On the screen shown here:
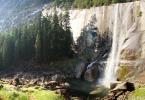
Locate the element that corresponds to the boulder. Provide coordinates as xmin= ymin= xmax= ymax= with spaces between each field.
xmin=111 ymin=81 xmax=135 ymax=92
xmin=84 ymin=66 xmax=99 ymax=82
xmin=110 ymin=81 xmax=122 ymax=90
xmin=55 ymin=89 xmax=67 ymax=95
xmin=60 ymin=82 xmax=70 ymax=89
xmin=47 ymin=81 xmax=58 ymax=86
xmin=51 ymin=74 xmax=65 ymax=82
xmin=30 ymin=79 xmax=39 ymax=86
xmin=13 ymin=77 xmax=21 ymax=86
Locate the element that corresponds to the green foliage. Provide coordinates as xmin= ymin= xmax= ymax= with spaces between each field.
xmin=0 ymin=84 xmax=64 ymax=100
xmin=31 ymin=90 xmax=64 ymax=100
xmin=0 ymin=10 xmax=74 ymax=67
xmin=128 ymin=87 xmax=145 ymax=100
xmin=51 ymin=0 xmax=136 ymax=8
xmin=46 ymin=9 xmax=73 ymax=62
xmin=35 ymin=31 xmax=41 ymax=62
xmin=2 ymin=35 xmax=14 ymax=67
xmin=137 ymin=11 xmax=142 ymax=17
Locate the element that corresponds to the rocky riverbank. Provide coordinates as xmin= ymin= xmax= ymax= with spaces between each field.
xmin=0 ymin=71 xmax=143 ymax=100
xmin=0 ymin=71 xmax=97 ymax=100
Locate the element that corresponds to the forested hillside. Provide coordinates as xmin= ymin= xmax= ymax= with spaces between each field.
xmin=0 ymin=10 xmax=73 ymax=68
xmin=52 ymin=0 xmax=137 ymax=8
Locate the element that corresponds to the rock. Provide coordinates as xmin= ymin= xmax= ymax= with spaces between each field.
xmin=110 ymin=81 xmax=122 ymax=90
xmin=125 ymin=82 xmax=135 ymax=91
xmin=51 ymin=74 xmax=65 ymax=82
xmin=45 ymin=81 xmax=59 ymax=90
xmin=55 ymin=89 xmax=61 ymax=94
xmin=84 ymin=65 xmax=99 ymax=82
xmin=13 ymin=77 xmax=21 ymax=86
xmin=102 ymin=82 xmax=134 ymax=100
xmin=89 ymin=85 xmax=108 ymax=97
xmin=75 ymin=62 xmax=85 ymax=79
xmin=32 ymin=79 xmax=39 ymax=85
xmin=47 ymin=81 xmax=57 ymax=85
xmin=55 ymin=86 xmax=62 ymax=89
xmin=28 ymin=79 xmax=40 ymax=87
xmin=111 ymin=81 xmax=135 ymax=92
xmin=60 ymin=82 xmax=70 ymax=89
xmin=56 ymin=89 xmax=67 ymax=95
xmin=64 ymin=82 xmax=70 ymax=88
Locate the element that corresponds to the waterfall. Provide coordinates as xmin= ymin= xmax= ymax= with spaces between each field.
xmin=102 ymin=4 xmax=124 ymax=87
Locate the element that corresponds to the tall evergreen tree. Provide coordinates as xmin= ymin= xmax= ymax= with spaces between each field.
xmin=2 ymin=35 xmax=14 ymax=67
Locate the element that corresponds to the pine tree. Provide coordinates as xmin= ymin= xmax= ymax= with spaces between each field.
xmin=41 ymin=16 xmax=52 ymax=62
xmin=35 ymin=30 xmax=41 ymax=62
xmin=35 ymin=12 xmax=43 ymax=63
xmin=13 ymin=27 xmax=23 ymax=62
xmin=63 ymin=9 xmax=73 ymax=56
xmin=2 ymin=35 xmax=14 ymax=67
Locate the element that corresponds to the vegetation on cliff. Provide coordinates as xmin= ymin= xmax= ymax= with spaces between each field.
xmin=52 ymin=0 xmax=137 ymax=8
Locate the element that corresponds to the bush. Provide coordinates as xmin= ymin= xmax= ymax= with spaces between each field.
xmin=137 ymin=11 xmax=142 ymax=17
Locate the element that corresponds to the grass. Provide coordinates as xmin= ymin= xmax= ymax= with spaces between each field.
xmin=0 ymin=84 xmax=65 ymax=100
xmin=31 ymin=90 xmax=64 ymax=100
xmin=128 ymin=87 xmax=145 ymax=100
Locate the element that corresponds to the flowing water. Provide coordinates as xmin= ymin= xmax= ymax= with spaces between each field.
xmin=102 ymin=4 xmax=125 ymax=87
xmin=87 ymin=60 xmax=97 ymax=69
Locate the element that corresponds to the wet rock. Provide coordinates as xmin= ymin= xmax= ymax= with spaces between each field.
xmin=84 ymin=66 xmax=99 ymax=82
xmin=75 ymin=62 xmax=85 ymax=79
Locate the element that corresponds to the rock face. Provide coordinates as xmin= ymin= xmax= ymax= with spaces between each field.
xmin=0 ymin=0 xmax=49 ymax=32
xmin=84 ymin=66 xmax=99 ymax=82
xmin=69 ymin=1 xmax=143 ymax=41
xmin=75 ymin=61 xmax=86 ymax=79
xmin=69 ymin=1 xmax=145 ymax=82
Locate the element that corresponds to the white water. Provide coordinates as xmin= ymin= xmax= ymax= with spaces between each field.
xmin=102 ymin=4 xmax=124 ymax=87
xmin=87 ymin=60 xmax=97 ymax=69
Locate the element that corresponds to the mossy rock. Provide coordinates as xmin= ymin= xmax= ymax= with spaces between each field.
xmin=117 ymin=64 xmax=134 ymax=81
